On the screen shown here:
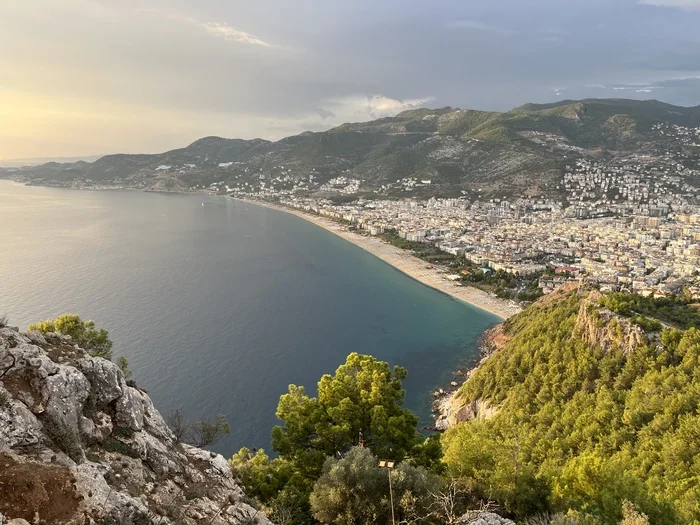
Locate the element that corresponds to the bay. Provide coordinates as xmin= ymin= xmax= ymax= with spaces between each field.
xmin=0 ymin=180 xmax=498 ymax=456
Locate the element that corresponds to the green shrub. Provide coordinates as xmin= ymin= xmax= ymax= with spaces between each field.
xmin=113 ymin=426 xmax=135 ymax=439
xmin=102 ymin=437 xmax=139 ymax=459
xmin=29 ymin=314 xmax=113 ymax=360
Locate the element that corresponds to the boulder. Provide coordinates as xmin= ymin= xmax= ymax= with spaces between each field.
xmin=115 ymin=386 xmax=145 ymax=431
xmin=79 ymin=357 xmax=125 ymax=407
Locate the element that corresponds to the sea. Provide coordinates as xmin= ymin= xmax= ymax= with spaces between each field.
xmin=0 ymin=180 xmax=499 ymax=456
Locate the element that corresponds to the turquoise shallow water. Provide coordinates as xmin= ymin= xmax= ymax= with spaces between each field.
xmin=0 ymin=181 xmax=498 ymax=456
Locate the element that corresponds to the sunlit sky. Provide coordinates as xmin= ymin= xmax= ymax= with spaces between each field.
xmin=1 ymin=0 xmax=699 ymax=161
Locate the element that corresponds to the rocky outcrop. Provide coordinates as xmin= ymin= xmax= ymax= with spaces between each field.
xmin=574 ymin=290 xmax=647 ymax=356
xmin=0 ymin=327 xmax=272 ymax=525
xmin=435 ymin=396 xmax=497 ymax=431
xmin=434 ymin=324 xmax=506 ymax=431
xmin=456 ymin=511 xmax=515 ymax=524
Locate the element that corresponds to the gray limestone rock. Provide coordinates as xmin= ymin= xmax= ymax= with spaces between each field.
xmin=0 ymin=327 xmax=271 ymax=525
xmin=456 ymin=512 xmax=515 ymax=524
xmin=115 ymin=386 xmax=145 ymax=431
xmin=79 ymin=357 xmax=125 ymax=407
xmin=0 ymin=396 xmax=44 ymax=449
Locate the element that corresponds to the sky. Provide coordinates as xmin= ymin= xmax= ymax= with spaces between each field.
xmin=1 ymin=0 xmax=700 ymax=161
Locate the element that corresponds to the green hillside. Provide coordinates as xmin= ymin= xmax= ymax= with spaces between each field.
xmin=443 ymin=286 xmax=700 ymax=523
xmin=3 ymin=98 xmax=700 ymax=198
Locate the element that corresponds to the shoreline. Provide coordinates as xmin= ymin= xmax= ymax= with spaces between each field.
xmin=2 ymin=179 xmax=520 ymax=320
xmin=234 ymin=197 xmax=522 ymax=321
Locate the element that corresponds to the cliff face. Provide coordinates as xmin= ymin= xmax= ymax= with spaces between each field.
xmin=434 ymin=324 xmax=506 ymax=431
xmin=574 ymin=290 xmax=648 ymax=356
xmin=0 ymin=327 xmax=271 ymax=525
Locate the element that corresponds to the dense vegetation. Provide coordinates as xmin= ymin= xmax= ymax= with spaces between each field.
xmin=230 ymin=289 xmax=700 ymax=523
xmin=599 ymin=292 xmax=700 ymax=330
xmin=443 ymin=289 xmax=700 ymax=523
xmin=380 ymin=231 xmax=544 ymax=300
xmin=230 ymin=353 xmax=443 ymax=524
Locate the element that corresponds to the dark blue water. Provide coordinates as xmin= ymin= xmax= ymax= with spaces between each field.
xmin=0 ymin=181 xmax=498 ymax=456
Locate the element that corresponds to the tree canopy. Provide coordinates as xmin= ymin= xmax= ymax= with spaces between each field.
xmin=272 ymin=352 xmax=437 ymax=477
xmin=231 ymin=353 xmax=441 ymax=524
xmin=442 ymin=290 xmax=700 ymax=524
xmin=310 ymin=446 xmax=441 ymax=525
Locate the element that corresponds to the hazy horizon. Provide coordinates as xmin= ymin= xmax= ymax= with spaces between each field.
xmin=2 ymin=0 xmax=700 ymax=161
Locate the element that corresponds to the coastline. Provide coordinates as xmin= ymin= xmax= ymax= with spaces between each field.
xmin=235 ymin=197 xmax=522 ymax=321
xmin=2 ymin=179 xmax=519 ymax=320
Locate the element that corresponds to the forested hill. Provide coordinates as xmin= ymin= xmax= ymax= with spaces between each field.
xmin=2 ymin=98 xmax=700 ymax=199
xmin=442 ymin=285 xmax=700 ymax=524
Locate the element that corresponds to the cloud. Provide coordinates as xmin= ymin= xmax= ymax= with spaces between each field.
xmin=639 ymin=0 xmax=700 ymax=10
xmin=315 ymin=94 xmax=435 ymax=123
xmin=200 ymin=22 xmax=272 ymax=47
xmin=363 ymin=95 xmax=435 ymax=118
xmin=100 ymin=5 xmax=277 ymax=48
xmin=317 ymin=108 xmax=336 ymax=120
xmin=446 ymin=20 xmax=511 ymax=35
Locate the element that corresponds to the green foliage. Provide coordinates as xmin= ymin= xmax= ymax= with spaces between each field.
xmin=272 ymin=352 xmax=438 ymax=479
xmin=117 ymin=356 xmax=133 ymax=381
xmin=229 ymin=448 xmax=315 ymax=524
xmin=310 ymin=446 xmax=441 ymax=525
xmin=630 ymin=315 xmax=662 ymax=332
xmin=235 ymin=353 xmax=439 ymax=523
xmin=230 ymin=448 xmax=297 ymax=502
xmin=102 ymin=437 xmax=139 ymax=458
xmin=29 ymin=313 xmax=113 ymax=360
xmin=600 ymin=292 xmax=700 ymax=329
xmin=113 ymin=426 xmax=135 ymax=439
xmin=442 ymin=290 xmax=700 ymax=523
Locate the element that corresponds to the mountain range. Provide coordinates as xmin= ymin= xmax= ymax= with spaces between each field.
xmin=3 ymin=98 xmax=700 ymax=199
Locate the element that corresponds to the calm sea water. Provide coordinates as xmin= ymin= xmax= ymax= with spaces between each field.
xmin=0 ymin=180 xmax=498 ymax=456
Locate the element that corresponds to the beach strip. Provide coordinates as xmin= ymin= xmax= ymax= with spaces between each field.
xmin=236 ymin=198 xmax=521 ymax=320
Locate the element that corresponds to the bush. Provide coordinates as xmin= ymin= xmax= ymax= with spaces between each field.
xmin=117 ymin=356 xmax=133 ymax=381
xmin=189 ymin=414 xmax=231 ymax=447
xmin=102 ymin=437 xmax=139 ymax=458
xmin=167 ymin=409 xmax=231 ymax=448
xmin=29 ymin=314 xmax=113 ymax=360
xmin=310 ymin=447 xmax=441 ymax=525
xmin=113 ymin=426 xmax=135 ymax=439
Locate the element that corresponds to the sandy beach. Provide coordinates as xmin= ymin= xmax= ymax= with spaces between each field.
xmin=237 ymin=198 xmax=522 ymax=320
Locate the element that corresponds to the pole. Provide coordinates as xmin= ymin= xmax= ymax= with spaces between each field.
xmin=388 ymin=467 xmax=395 ymax=525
